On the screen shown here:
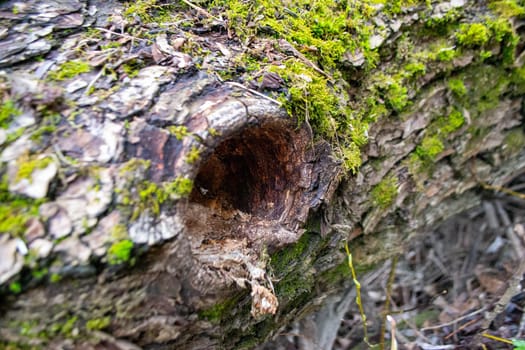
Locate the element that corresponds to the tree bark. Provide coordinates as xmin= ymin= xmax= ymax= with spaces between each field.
xmin=1 ymin=0 xmax=525 ymax=349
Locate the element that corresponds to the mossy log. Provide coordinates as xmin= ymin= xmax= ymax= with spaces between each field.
xmin=1 ymin=0 xmax=525 ymax=349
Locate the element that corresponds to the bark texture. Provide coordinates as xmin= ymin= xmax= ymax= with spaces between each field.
xmin=0 ymin=0 xmax=525 ymax=349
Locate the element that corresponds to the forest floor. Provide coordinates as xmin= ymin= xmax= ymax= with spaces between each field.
xmin=335 ymin=174 xmax=525 ymax=349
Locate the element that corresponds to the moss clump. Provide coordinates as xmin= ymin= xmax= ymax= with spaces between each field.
xmin=371 ymin=175 xmax=398 ymax=209
xmin=47 ymin=60 xmax=91 ymax=81
xmin=456 ymin=23 xmax=490 ymax=47
xmin=436 ymin=47 xmax=458 ymax=62
xmin=385 ymin=80 xmax=410 ymax=112
xmin=167 ymin=125 xmax=188 ymax=140
xmin=85 ymin=317 xmax=111 ymax=331
xmin=404 ymin=61 xmax=426 ymax=77
xmin=9 ymin=281 xmax=22 ymax=294
xmin=416 ymin=135 xmax=444 ymax=161
xmin=439 ymin=109 xmax=464 ymax=134
xmin=270 ymin=231 xmax=317 ymax=274
xmin=0 ymin=178 xmax=41 ymax=236
xmin=185 ymin=146 xmax=201 ymax=164
xmin=0 ymin=100 xmax=21 ymax=128
xmin=15 ymin=156 xmax=53 ymax=182
xmin=107 ymin=239 xmax=134 ymax=265
xmin=163 ymin=177 xmax=194 ymax=198
xmin=448 ymin=78 xmax=467 ymax=98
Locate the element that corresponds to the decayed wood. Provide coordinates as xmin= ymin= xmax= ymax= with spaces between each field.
xmin=1 ymin=0 xmax=525 ymax=349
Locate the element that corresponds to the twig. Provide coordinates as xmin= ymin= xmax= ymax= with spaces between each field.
xmin=180 ymin=0 xmax=223 ymax=22
xmin=84 ymin=67 xmax=105 ymax=95
xmin=381 ymin=256 xmax=399 ymax=350
xmin=95 ymin=27 xmax=149 ymax=43
xmin=225 ymin=81 xmax=282 ymax=106
xmin=421 ymin=307 xmax=487 ymax=331
xmin=444 ymin=317 xmax=482 ymax=340
xmin=387 ymin=315 xmax=398 ymax=350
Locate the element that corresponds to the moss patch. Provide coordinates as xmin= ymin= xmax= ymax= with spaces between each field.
xmin=107 ymin=239 xmax=133 ymax=265
xmin=47 ymin=60 xmax=90 ymax=81
xmin=0 ymin=100 xmax=21 ymax=129
xmin=371 ymin=175 xmax=398 ymax=209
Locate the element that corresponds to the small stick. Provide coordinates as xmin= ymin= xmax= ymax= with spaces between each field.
xmin=225 ymin=81 xmax=282 ymax=106
xmin=95 ymin=27 xmax=149 ymax=43
xmin=421 ymin=307 xmax=486 ymax=331
xmin=444 ymin=317 xmax=481 ymax=340
xmin=180 ymin=0 xmax=223 ymax=22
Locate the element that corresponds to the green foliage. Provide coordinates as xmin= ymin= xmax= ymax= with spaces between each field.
xmin=0 ymin=100 xmax=21 ymax=128
xmin=47 ymin=60 xmax=91 ymax=81
xmin=416 ymin=135 xmax=444 ymax=161
xmin=86 ymin=317 xmax=111 ymax=331
xmin=513 ymin=339 xmax=525 ymax=350
xmin=371 ymin=176 xmax=398 ymax=209
xmin=107 ymin=239 xmax=134 ymax=265
xmin=448 ymin=78 xmax=467 ymax=97
xmin=456 ymin=23 xmax=490 ymax=47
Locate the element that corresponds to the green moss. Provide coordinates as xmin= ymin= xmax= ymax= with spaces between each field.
xmin=110 ymin=224 xmax=128 ymax=241
xmin=0 ymin=179 xmax=41 ymax=236
xmin=15 ymin=156 xmax=53 ymax=182
xmin=503 ymin=129 xmax=525 ymax=156
xmin=416 ymin=135 xmax=444 ymax=161
xmin=448 ymin=78 xmax=467 ymax=98
xmin=107 ymin=239 xmax=133 ymax=265
xmin=123 ymin=0 xmax=178 ymax=24
xmin=167 ymin=125 xmax=188 ymax=140
xmin=60 ymin=316 xmax=78 ymax=336
xmin=439 ymin=109 xmax=464 ymax=134
xmin=371 ymin=175 xmax=398 ymax=209
xmin=49 ymin=273 xmax=61 ymax=283
xmin=199 ymin=295 xmax=242 ymax=323
xmin=489 ymin=0 xmax=525 ymax=18
xmin=119 ymin=158 xmax=151 ymax=176
xmin=47 ymin=60 xmax=91 ymax=81
xmin=185 ymin=146 xmax=201 ymax=164
xmin=9 ymin=281 xmax=21 ymax=294
xmin=0 ymin=100 xmax=21 ymax=129
xmin=270 ymin=231 xmax=317 ymax=274
xmin=456 ymin=23 xmax=490 ymax=47
xmin=86 ymin=317 xmax=111 ymax=331
xmin=436 ymin=47 xmax=458 ymax=62
xmin=385 ymin=81 xmax=410 ymax=112
xmin=404 ymin=61 xmax=426 ymax=77
xmin=163 ymin=177 xmax=194 ymax=198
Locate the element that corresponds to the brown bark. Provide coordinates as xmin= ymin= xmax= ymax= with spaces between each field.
xmin=1 ymin=0 xmax=525 ymax=349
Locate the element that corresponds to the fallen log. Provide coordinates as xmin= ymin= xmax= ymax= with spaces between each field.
xmin=1 ymin=0 xmax=525 ymax=349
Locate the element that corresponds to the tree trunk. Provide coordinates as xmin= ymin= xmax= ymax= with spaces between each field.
xmin=1 ymin=0 xmax=525 ymax=349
